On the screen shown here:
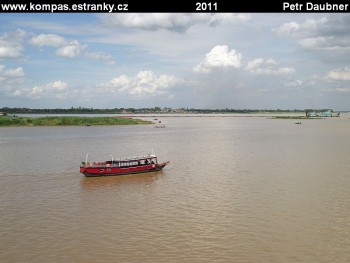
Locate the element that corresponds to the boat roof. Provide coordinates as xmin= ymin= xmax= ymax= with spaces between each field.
xmin=117 ymin=154 xmax=157 ymax=162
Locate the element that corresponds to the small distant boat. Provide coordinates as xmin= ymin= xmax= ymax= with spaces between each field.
xmin=155 ymin=120 xmax=166 ymax=128
xmin=80 ymin=153 xmax=169 ymax=177
xmin=295 ymin=122 xmax=302 ymax=125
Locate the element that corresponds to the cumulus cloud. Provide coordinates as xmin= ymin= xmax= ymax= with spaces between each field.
xmin=286 ymin=79 xmax=303 ymax=87
xmin=8 ymin=80 xmax=69 ymax=100
xmin=245 ymin=58 xmax=264 ymax=71
xmin=0 ymin=65 xmax=25 ymax=79
xmin=55 ymin=41 xmax=86 ymax=58
xmin=273 ymin=21 xmax=300 ymax=35
xmin=29 ymin=33 xmax=66 ymax=47
xmin=273 ymin=17 xmax=328 ymax=37
xmin=101 ymin=13 xmax=208 ymax=32
xmin=0 ymin=46 xmax=22 ymax=59
xmin=273 ymin=16 xmax=350 ymax=51
xmin=27 ymin=81 xmax=68 ymax=99
xmin=30 ymin=33 xmax=112 ymax=61
xmin=98 ymin=70 xmax=177 ymax=99
xmin=0 ymin=29 xmax=26 ymax=59
xmin=193 ymin=45 xmax=242 ymax=73
xmin=29 ymin=33 xmax=86 ymax=58
xmin=245 ymin=58 xmax=295 ymax=76
xmin=209 ymin=13 xmax=251 ymax=26
xmin=298 ymin=35 xmax=350 ymax=51
xmin=326 ymin=68 xmax=350 ymax=81
xmin=100 ymin=13 xmax=251 ymax=32
xmin=0 ymin=64 xmax=25 ymax=88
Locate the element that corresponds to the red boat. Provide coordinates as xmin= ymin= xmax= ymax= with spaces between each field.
xmin=80 ymin=153 xmax=169 ymax=177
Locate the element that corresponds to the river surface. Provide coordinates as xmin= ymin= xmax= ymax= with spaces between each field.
xmin=1 ymin=114 xmax=350 ymax=263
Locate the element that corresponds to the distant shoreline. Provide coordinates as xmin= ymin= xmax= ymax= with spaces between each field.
xmin=0 ymin=107 xmax=308 ymax=115
xmin=0 ymin=116 xmax=153 ymax=127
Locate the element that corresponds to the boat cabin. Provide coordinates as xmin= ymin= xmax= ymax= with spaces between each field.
xmin=105 ymin=155 xmax=158 ymax=168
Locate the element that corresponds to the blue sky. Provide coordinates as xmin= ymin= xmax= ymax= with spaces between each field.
xmin=0 ymin=13 xmax=350 ymax=110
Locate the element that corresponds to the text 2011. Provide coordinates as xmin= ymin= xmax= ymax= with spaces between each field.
xmin=195 ymin=2 xmax=217 ymax=11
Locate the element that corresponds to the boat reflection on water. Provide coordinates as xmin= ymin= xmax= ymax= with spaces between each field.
xmin=80 ymin=171 xmax=162 ymax=191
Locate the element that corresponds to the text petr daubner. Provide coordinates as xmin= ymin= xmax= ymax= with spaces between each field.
xmin=283 ymin=2 xmax=348 ymax=11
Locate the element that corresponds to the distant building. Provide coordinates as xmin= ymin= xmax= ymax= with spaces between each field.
xmin=0 ymin=112 xmax=8 ymax=116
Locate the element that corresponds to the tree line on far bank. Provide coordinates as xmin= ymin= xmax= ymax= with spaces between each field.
xmin=0 ymin=107 xmax=304 ymax=115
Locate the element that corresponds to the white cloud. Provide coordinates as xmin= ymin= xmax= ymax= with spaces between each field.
xmin=98 ymin=70 xmax=177 ymax=99
xmin=0 ymin=65 xmax=24 ymax=79
xmin=84 ymin=52 xmax=115 ymax=64
xmin=297 ymin=36 xmax=350 ymax=51
xmin=326 ymin=68 xmax=350 ymax=81
xmin=100 ymin=13 xmax=251 ymax=32
xmin=0 ymin=71 xmax=68 ymax=99
xmin=209 ymin=13 xmax=251 ymax=26
xmin=0 ymin=46 xmax=22 ymax=59
xmin=30 ymin=33 xmax=111 ymax=61
xmin=0 ymin=64 xmax=25 ymax=87
xmin=266 ymin=59 xmax=278 ymax=65
xmin=11 ymin=90 xmax=22 ymax=96
xmin=29 ymin=33 xmax=66 ymax=47
xmin=245 ymin=58 xmax=295 ymax=76
xmin=30 ymin=33 xmax=85 ymax=58
xmin=273 ymin=17 xmax=328 ymax=37
xmin=245 ymin=58 xmax=264 ymax=71
xmin=273 ymin=16 xmax=350 ymax=52
xmin=193 ymin=45 xmax=242 ymax=73
xmin=286 ymin=79 xmax=303 ymax=87
xmin=50 ymin=80 xmax=68 ymax=91
xmin=101 ymin=13 xmax=208 ymax=32
xmin=273 ymin=21 xmax=300 ymax=35
xmin=56 ymin=41 xmax=86 ymax=58
xmin=334 ymin=88 xmax=350 ymax=93
xmin=298 ymin=36 xmax=329 ymax=49
xmin=28 ymin=80 xmax=68 ymax=99
xmin=109 ymin=75 xmax=131 ymax=90
xmin=0 ymin=29 xmax=26 ymax=59
xmin=302 ymin=17 xmax=328 ymax=32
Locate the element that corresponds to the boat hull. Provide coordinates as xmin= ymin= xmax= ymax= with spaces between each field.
xmin=80 ymin=161 xmax=169 ymax=177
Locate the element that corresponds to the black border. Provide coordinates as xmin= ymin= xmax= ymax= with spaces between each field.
xmin=1 ymin=0 xmax=350 ymax=13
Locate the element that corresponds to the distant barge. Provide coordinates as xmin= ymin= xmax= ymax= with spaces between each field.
xmin=305 ymin=109 xmax=340 ymax=118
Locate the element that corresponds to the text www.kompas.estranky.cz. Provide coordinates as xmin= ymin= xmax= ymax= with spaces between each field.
xmin=1 ymin=2 xmax=128 ymax=12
